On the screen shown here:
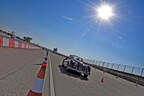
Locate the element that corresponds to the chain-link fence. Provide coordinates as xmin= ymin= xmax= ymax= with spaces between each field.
xmin=84 ymin=59 xmax=144 ymax=77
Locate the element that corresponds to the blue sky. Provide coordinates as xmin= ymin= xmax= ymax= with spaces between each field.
xmin=0 ymin=0 xmax=144 ymax=67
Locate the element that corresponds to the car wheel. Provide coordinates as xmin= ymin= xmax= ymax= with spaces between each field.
xmin=84 ymin=74 xmax=88 ymax=78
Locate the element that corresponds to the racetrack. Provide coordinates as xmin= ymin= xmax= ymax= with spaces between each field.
xmin=0 ymin=48 xmax=144 ymax=96
xmin=44 ymin=51 xmax=144 ymax=96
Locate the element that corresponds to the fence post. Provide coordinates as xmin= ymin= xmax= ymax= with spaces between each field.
xmin=95 ymin=60 xmax=97 ymax=65
xmin=107 ymin=63 xmax=109 ymax=68
xmin=102 ymin=62 xmax=105 ymax=73
xmin=117 ymin=64 xmax=120 ymax=70
xmin=93 ymin=60 xmax=95 ymax=64
xmin=94 ymin=60 xmax=96 ymax=64
xmin=131 ymin=66 xmax=134 ymax=74
xmin=97 ymin=61 xmax=100 ymax=66
xmin=112 ymin=63 xmax=114 ymax=69
xmin=141 ymin=68 xmax=144 ymax=77
xmin=99 ymin=61 xmax=101 ymax=66
xmin=123 ymin=65 xmax=126 ymax=72
xmin=102 ymin=62 xmax=105 ymax=67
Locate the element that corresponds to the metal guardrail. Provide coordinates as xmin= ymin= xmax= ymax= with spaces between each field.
xmin=84 ymin=59 xmax=144 ymax=77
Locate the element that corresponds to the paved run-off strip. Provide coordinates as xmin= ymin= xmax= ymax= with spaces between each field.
xmin=0 ymin=48 xmax=45 ymax=96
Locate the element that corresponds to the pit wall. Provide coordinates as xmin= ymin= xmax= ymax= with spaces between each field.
xmin=0 ymin=35 xmax=40 ymax=49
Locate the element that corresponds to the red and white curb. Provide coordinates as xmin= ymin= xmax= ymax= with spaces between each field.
xmin=27 ymin=51 xmax=48 ymax=96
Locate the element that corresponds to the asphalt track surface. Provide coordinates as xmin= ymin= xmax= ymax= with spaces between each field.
xmin=45 ymin=51 xmax=144 ymax=96
xmin=0 ymin=48 xmax=45 ymax=96
xmin=0 ymin=48 xmax=144 ymax=96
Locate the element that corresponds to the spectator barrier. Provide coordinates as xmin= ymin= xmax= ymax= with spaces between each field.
xmin=84 ymin=59 xmax=144 ymax=77
xmin=0 ymin=35 xmax=40 ymax=49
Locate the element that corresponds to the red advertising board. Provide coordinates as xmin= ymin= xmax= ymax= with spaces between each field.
xmin=24 ymin=43 xmax=27 ymax=48
xmin=9 ymin=39 xmax=15 ymax=48
xmin=0 ymin=36 xmax=3 ymax=47
xmin=18 ymin=42 xmax=22 ymax=48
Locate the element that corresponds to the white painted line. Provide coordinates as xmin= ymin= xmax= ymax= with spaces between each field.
xmin=48 ymin=53 xmax=56 ymax=96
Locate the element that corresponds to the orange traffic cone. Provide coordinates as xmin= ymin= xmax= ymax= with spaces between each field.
xmin=42 ymin=62 xmax=47 ymax=67
xmin=41 ymin=57 xmax=47 ymax=65
xmin=101 ymin=77 xmax=104 ymax=83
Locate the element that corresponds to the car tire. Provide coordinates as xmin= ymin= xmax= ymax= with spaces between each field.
xmin=84 ymin=74 xmax=88 ymax=78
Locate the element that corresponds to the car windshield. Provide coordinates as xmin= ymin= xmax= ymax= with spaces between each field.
xmin=73 ymin=56 xmax=83 ymax=62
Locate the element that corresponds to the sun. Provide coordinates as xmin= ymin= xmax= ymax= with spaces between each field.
xmin=95 ymin=4 xmax=114 ymax=21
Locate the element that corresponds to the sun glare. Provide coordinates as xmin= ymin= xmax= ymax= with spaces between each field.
xmin=95 ymin=4 xmax=114 ymax=21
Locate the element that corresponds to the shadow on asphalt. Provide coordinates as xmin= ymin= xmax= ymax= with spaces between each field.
xmin=32 ymin=64 xmax=42 ymax=65
xmin=58 ymin=65 xmax=88 ymax=81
